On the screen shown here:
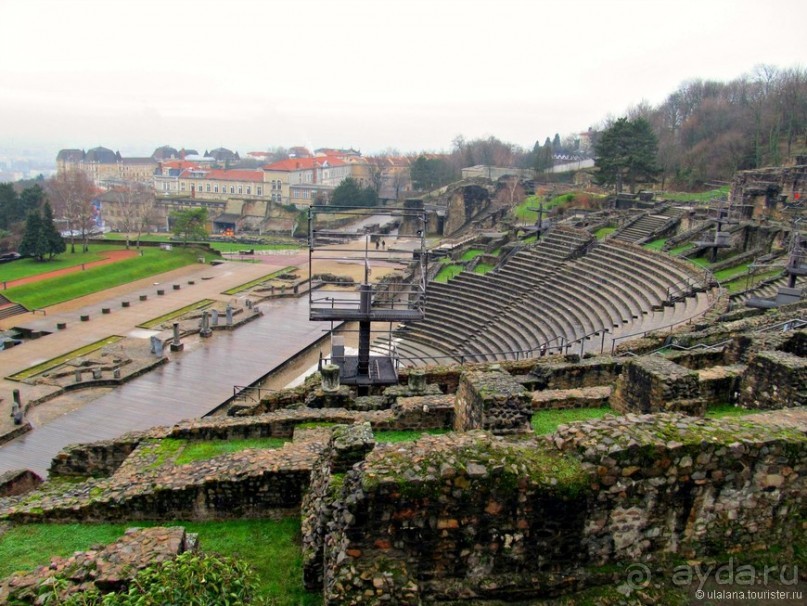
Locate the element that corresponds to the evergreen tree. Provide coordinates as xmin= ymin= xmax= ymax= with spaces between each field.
xmin=41 ymin=202 xmax=66 ymax=259
xmin=594 ymin=117 xmax=660 ymax=193
xmin=330 ymin=178 xmax=379 ymax=208
xmin=19 ymin=211 xmax=48 ymax=261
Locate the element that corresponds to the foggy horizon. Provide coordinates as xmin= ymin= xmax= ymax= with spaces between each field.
xmin=1 ymin=0 xmax=804 ymax=160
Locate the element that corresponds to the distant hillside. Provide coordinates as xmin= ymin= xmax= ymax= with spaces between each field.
xmin=621 ymin=65 xmax=807 ymax=189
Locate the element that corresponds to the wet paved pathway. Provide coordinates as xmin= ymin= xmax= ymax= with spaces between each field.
xmin=0 ymin=289 xmax=335 ymax=477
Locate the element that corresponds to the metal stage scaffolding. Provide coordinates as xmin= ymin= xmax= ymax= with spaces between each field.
xmin=308 ymin=203 xmax=427 ymax=387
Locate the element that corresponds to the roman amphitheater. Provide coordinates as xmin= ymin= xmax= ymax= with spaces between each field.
xmin=0 ymin=165 xmax=805 ymax=605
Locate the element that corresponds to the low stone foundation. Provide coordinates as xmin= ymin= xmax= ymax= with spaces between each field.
xmin=611 ymin=356 xmax=704 ymax=415
xmin=0 ymin=526 xmax=197 ymax=604
xmin=454 ymin=369 xmax=532 ymax=434
xmin=531 ymin=386 xmax=611 ymax=410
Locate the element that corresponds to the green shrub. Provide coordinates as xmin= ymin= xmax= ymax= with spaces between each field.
xmin=56 ymin=552 xmax=262 ymax=605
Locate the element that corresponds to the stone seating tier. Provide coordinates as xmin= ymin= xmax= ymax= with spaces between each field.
xmin=596 ymin=244 xmax=702 ymax=294
xmin=577 ymin=256 xmax=660 ymax=309
xmin=591 ymin=245 xmax=681 ymax=296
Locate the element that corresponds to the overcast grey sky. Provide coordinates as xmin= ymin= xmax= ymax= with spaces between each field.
xmin=0 ymin=0 xmax=804 ymax=157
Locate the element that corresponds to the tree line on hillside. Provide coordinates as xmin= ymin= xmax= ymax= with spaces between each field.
xmin=409 ymin=64 xmax=807 ymax=192
xmin=622 ymin=65 xmax=807 ymax=188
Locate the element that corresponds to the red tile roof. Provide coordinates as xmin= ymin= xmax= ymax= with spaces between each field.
xmin=262 ymin=156 xmax=346 ymax=171
xmin=180 ymin=169 xmax=264 ymax=182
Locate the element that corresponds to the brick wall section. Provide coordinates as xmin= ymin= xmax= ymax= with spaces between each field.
xmin=320 ymin=414 xmax=807 ymax=604
xmin=739 ymin=350 xmax=806 ymax=409
xmin=611 ymin=357 xmax=704 ymax=415
xmin=454 ymin=370 xmax=532 ymax=434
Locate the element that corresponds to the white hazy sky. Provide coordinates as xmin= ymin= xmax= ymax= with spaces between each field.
xmin=0 ymin=0 xmax=804 ymax=158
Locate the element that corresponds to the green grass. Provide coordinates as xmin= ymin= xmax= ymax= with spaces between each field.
xmin=514 ymin=194 xmax=571 ymax=222
xmin=669 ymin=242 xmax=694 ymax=255
xmin=374 ymin=428 xmax=450 ymax=443
xmin=688 ymin=256 xmax=712 ymax=268
xmin=662 ymin=186 xmax=730 ymax=202
xmin=137 ymin=299 xmax=215 ymax=329
xmin=459 ymin=248 xmax=484 ymax=261
xmin=594 ymin=226 xmax=616 ymax=239
xmin=0 ymin=518 xmax=319 ymax=605
xmin=210 ymin=242 xmax=303 ymax=253
xmin=103 ymin=233 xmax=175 ymax=243
xmin=713 ymin=263 xmax=750 ymax=281
xmin=7 ymin=336 xmax=124 ymax=381
xmin=104 ymin=234 xmax=303 ymax=252
xmin=174 ymin=437 xmax=289 ymax=465
xmin=643 ymin=238 xmax=667 ymax=251
xmin=720 ymin=268 xmax=784 ymax=293
xmin=705 ymin=403 xmax=752 ymax=419
xmin=222 ymin=266 xmax=298 ymax=295
xmin=531 ymin=407 xmax=614 ymax=435
xmin=474 ymin=262 xmax=495 ymax=275
xmin=0 ymin=244 xmax=122 ymax=282
xmin=3 ymin=247 xmax=208 ymax=309
xmin=434 ymin=264 xmax=463 ymax=283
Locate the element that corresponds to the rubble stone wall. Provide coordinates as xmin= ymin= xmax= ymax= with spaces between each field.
xmin=454 ymin=370 xmax=532 ymax=434
xmin=611 ymin=357 xmax=703 ymax=415
xmin=739 ymin=350 xmax=806 ymax=409
xmin=320 ymin=414 xmax=807 ymax=604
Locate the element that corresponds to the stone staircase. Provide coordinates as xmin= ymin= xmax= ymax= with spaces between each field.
xmin=0 ymin=294 xmax=27 ymax=321
xmin=612 ymin=207 xmax=681 ymax=244
xmin=730 ymin=273 xmax=805 ymax=305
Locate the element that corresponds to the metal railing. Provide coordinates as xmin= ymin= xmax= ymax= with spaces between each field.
xmin=231 ymin=385 xmax=277 ymax=405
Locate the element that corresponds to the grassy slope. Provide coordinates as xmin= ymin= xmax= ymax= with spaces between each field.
xmin=3 ymin=247 xmax=208 ymax=309
xmin=104 ymin=233 xmax=302 ymax=252
xmin=0 ymin=245 xmax=121 ymax=282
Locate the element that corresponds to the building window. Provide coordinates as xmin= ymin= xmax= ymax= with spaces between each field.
xmin=206 ymin=184 xmax=211 ymax=192
xmin=180 ymin=183 xmax=185 ymax=191
xmin=230 ymin=186 xmax=235 ymax=194
xmin=238 ymin=185 xmax=242 ymax=194
xmin=257 ymin=187 xmax=262 ymax=195
xmin=214 ymin=185 xmax=219 ymax=193
xmin=246 ymin=187 xmax=251 ymax=195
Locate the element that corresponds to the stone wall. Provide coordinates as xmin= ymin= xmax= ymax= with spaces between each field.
xmin=739 ymin=350 xmax=806 ymax=409
xmin=0 ymin=469 xmax=42 ymax=498
xmin=454 ymin=369 xmax=532 ymax=434
xmin=318 ymin=414 xmax=807 ymax=604
xmin=730 ymin=164 xmax=807 ymax=220
xmin=611 ymin=357 xmax=704 ymax=415
xmin=526 ymin=356 xmax=623 ymax=390
xmin=46 ymin=403 xmax=456 ymax=480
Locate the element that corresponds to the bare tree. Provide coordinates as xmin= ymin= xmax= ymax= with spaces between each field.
xmin=111 ymin=182 xmax=157 ymax=249
xmin=45 ymin=170 xmax=97 ymax=253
